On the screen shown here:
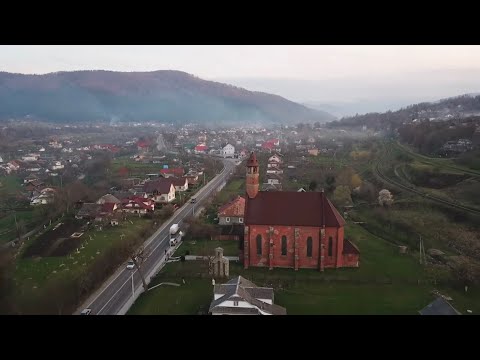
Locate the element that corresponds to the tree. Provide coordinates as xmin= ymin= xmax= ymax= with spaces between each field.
xmin=333 ymin=185 xmax=352 ymax=207
xmin=378 ymin=189 xmax=394 ymax=207
xmin=308 ymin=180 xmax=318 ymax=192
xmin=130 ymin=245 xmax=151 ymax=291
xmin=350 ymin=173 xmax=362 ymax=190
xmin=325 ymin=174 xmax=336 ymax=193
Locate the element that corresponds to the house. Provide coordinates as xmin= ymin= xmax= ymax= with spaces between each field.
xmin=24 ymin=173 xmax=40 ymax=184
xmin=0 ymin=155 xmax=3 ymax=163
xmin=7 ymin=161 xmax=20 ymax=172
xmin=137 ymin=139 xmax=150 ymax=151
xmin=143 ymin=179 xmax=176 ymax=203
xmin=160 ymin=167 xmax=185 ymax=178
xmin=170 ymin=177 xmax=189 ymax=192
xmin=25 ymin=179 xmax=45 ymax=192
xmin=419 ymin=297 xmax=461 ymax=315
xmin=268 ymin=154 xmax=282 ymax=166
xmin=194 ymin=143 xmax=208 ymax=154
xmin=95 ymin=202 xmax=119 ymax=221
xmin=76 ymin=203 xmax=102 ymax=219
xmin=218 ymin=196 xmax=245 ymax=225
xmin=261 ymin=183 xmax=282 ymax=192
xmin=209 ymin=276 xmax=286 ymax=315
xmin=121 ymin=197 xmax=155 ymax=215
xmin=51 ymin=161 xmax=64 ymax=170
xmin=266 ymin=165 xmax=283 ymax=175
xmin=243 ymin=152 xmax=359 ymax=271
xmin=22 ymin=154 xmax=40 ymax=162
xmin=96 ymin=194 xmax=122 ymax=205
xmin=30 ymin=188 xmax=56 ymax=206
xmin=308 ymin=148 xmax=319 ymax=156
xmin=183 ymin=174 xmax=199 ymax=186
xmin=266 ymin=173 xmax=282 ymax=185
xmin=222 ymin=144 xmax=235 ymax=158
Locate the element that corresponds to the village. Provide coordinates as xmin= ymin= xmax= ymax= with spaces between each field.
xmin=1 ymin=120 xmax=479 ymax=316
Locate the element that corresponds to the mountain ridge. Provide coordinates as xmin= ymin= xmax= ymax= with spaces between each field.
xmin=0 ymin=70 xmax=336 ymax=125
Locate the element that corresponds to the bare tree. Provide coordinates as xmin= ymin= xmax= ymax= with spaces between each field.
xmin=378 ymin=189 xmax=394 ymax=207
xmin=130 ymin=245 xmax=151 ymax=291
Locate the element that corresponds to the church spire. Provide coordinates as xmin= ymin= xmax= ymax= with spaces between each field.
xmin=246 ymin=152 xmax=259 ymax=199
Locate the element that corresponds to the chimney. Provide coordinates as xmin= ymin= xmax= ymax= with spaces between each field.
xmin=246 ymin=152 xmax=259 ymax=199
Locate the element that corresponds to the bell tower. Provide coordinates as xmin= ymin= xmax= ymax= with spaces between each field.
xmin=246 ymin=152 xmax=259 ymax=199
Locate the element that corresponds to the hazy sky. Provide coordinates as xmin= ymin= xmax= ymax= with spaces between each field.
xmin=2 ymin=45 xmax=480 ymax=115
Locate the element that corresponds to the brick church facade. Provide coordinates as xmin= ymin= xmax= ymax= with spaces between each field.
xmin=243 ymin=152 xmax=359 ymax=271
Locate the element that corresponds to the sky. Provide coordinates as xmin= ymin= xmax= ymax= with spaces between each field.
xmin=1 ymin=45 xmax=480 ymax=115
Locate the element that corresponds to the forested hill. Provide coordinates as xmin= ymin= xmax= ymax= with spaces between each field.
xmin=327 ymin=94 xmax=480 ymax=131
xmin=0 ymin=70 xmax=335 ymax=125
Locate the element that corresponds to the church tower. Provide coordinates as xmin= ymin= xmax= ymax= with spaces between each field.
xmin=246 ymin=152 xmax=259 ymax=199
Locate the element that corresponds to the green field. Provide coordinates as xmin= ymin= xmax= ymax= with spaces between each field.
xmin=176 ymin=239 xmax=240 ymax=257
xmin=0 ymin=210 xmax=39 ymax=244
xmin=14 ymin=217 xmax=155 ymax=288
xmin=128 ymin=278 xmax=212 ymax=315
xmin=0 ymin=175 xmax=23 ymax=193
xmin=127 ymin=220 xmax=480 ymax=315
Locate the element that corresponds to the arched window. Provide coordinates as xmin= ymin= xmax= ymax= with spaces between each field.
xmin=328 ymin=237 xmax=333 ymax=257
xmin=256 ymin=234 xmax=262 ymax=255
xmin=307 ymin=237 xmax=313 ymax=257
xmin=281 ymin=236 xmax=287 ymax=256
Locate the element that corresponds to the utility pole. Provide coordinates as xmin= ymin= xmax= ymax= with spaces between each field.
xmin=131 ymin=272 xmax=135 ymax=299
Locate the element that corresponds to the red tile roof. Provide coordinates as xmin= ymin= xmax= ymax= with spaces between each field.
xmin=342 ymin=239 xmax=360 ymax=255
xmin=101 ymin=202 xmax=116 ymax=213
xmin=218 ymin=196 xmax=245 ymax=217
xmin=170 ymin=177 xmax=188 ymax=187
xmin=143 ymin=179 xmax=174 ymax=194
xmin=245 ymin=191 xmax=345 ymax=227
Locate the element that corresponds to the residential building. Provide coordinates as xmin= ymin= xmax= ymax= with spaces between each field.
xmin=222 ymin=144 xmax=235 ymax=158
xmin=209 ymin=276 xmax=286 ymax=315
xmin=218 ymin=196 xmax=245 ymax=225
xmin=143 ymin=180 xmax=176 ymax=203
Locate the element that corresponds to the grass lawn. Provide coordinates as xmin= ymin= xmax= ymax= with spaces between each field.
xmin=128 ymin=278 xmax=212 ymax=315
xmin=0 ymin=175 xmax=22 ymax=192
xmin=0 ymin=210 xmax=39 ymax=244
xmin=176 ymin=239 xmax=240 ymax=257
xmin=128 ymin=222 xmax=480 ymax=315
xmin=214 ymin=178 xmax=244 ymax=204
xmin=14 ymin=217 xmax=155 ymax=288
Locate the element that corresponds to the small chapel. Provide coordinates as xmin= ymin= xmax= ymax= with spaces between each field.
xmin=243 ymin=152 xmax=359 ymax=271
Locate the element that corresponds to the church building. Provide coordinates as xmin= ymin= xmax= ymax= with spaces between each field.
xmin=243 ymin=152 xmax=359 ymax=271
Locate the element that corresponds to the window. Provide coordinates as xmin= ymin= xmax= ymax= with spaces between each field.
xmin=256 ymin=234 xmax=262 ymax=255
xmin=234 ymin=301 xmax=239 ymax=306
xmin=226 ymin=217 xmax=230 ymax=223
xmin=307 ymin=237 xmax=313 ymax=257
xmin=281 ymin=236 xmax=287 ymax=256
xmin=328 ymin=237 xmax=333 ymax=257
xmin=239 ymin=217 xmax=243 ymax=223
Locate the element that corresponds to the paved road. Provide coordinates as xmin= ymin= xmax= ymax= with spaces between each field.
xmin=75 ymin=158 xmax=237 ymax=315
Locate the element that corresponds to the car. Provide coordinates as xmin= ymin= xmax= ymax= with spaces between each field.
xmin=190 ymin=198 xmax=197 ymax=204
xmin=80 ymin=308 xmax=92 ymax=315
xmin=126 ymin=260 xmax=135 ymax=270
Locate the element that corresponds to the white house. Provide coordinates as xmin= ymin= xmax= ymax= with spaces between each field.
xmin=222 ymin=144 xmax=235 ymax=158
xmin=209 ymin=276 xmax=286 ymax=315
xmin=22 ymin=154 xmax=39 ymax=162
xmin=51 ymin=161 xmax=64 ymax=170
xmin=171 ymin=177 xmax=189 ymax=192
xmin=0 ymin=155 xmax=3 ymax=163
